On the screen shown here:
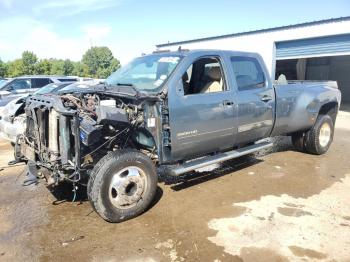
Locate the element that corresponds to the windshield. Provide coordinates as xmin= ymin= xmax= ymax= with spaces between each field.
xmin=34 ymin=83 xmax=71 ymax=95
xmin=59 ymin=82 xmax=95 ymax=92
xmin=106 ymin=54 xmax=181 ymax=92
xmin=0 ymin=79 xmax=10 ymax=90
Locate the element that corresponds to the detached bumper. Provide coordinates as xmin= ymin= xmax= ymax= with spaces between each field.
xmin=0 ymin=118 xmax=25 ymax=143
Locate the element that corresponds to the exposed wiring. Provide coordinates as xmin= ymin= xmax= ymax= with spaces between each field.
xmin=81 ymin=127 xmax=129 ymax=159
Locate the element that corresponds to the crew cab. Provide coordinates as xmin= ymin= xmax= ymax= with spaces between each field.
xmin=16 ymin=50 xmax=341 ymax=222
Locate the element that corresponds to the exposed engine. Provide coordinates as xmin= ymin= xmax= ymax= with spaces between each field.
xmin=19 ymin=90 xmax=160 ymax=186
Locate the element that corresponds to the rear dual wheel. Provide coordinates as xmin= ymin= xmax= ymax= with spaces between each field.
xmin=292 ymin=114 xmax=334 ymax=155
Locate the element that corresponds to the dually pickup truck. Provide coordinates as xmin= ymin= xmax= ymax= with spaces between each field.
xmin=16 ymin=50 xmax=341 ymax=222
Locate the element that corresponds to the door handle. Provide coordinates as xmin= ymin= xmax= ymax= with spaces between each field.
xmin=261 ymin=95 xmax=273 ymax=102
xmin=222 ymin=100 xmax=234 ymax=106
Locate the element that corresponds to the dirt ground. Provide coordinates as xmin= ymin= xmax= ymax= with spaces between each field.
xmin=0 ymin=111 xmax=350 ymax=262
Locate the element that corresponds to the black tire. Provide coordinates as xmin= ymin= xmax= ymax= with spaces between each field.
xmin=291 ymin=132 xmax=305 ymax=152
xmin=304 ymin=114 xmax=334 ymax=155
xmin=87 ymin=149 xmax=157 ymax=223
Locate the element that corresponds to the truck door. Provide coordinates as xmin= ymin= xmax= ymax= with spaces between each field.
xmin=229 ymin=55 xmax=275 ymax=145
xmin=168 ymin=55 xmax=237 ymax=160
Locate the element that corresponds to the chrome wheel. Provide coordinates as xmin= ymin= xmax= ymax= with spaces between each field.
xmin=319 ymin=122 xmax=331 ymax=147
xmin=108 ymin=166 xmax=147 ymax=209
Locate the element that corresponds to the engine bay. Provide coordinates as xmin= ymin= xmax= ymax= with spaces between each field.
xmin=19 ymin=90 xmax=161 ymax=186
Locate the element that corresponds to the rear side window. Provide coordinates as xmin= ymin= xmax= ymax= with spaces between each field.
xmin=230 ymin=56 xmax=265 ymax=90
xmin=31 ymin=78 xmax=52 ymax=88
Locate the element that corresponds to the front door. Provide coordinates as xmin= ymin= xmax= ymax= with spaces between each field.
xmin=168 ymin=55 xmax=236 ymax=160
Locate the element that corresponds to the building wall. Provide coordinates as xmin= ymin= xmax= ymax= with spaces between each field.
xmin=329 ymin=56 xmax=350 ymax=101
xmin=160 ymin=20 xmax=350 ymax=79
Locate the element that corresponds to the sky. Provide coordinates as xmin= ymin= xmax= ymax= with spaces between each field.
xmin=0 ymin=0 xmax=349 ymax=64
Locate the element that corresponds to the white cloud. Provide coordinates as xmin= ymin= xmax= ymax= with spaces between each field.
xmin=82 ymin=24 xmax=112 ymax=43
xmin=33 ymin=0 xmax=121 ymax=16
xmin=0 ymin=14 xmax=156 ymax=65
xmin=0 ymin=0 xmax=13 ymax=9
xmin=0 ymin=17 xmax=114 ymax=62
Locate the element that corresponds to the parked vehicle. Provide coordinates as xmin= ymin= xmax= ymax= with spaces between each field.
xmin=0 ymin=78 xmax=10 ymax=87
xmin=0 ymin=75 xmax=79 ymax=111
xmin=0 ymin=82 xmax=73 ymax=143
xmin=0 ymin=81 xmax=100 ymax=143
xmin=16 ymin=50 xmax=341 ymax=222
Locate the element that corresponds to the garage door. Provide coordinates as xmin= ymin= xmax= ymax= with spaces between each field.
xmin=276 ymin=34 xmax=350 ymax=59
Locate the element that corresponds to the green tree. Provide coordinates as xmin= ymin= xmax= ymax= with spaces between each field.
xmin=0 ymin=58 xmax=8 ymax=77
xmin=82 ymin=46 xmax=120 ymax=78
xmin=35 ymin=59 xmax=52 ymax=75
xmin=72 ymin=61 xmax=88 ymax=77
xmin=21 ymin=51 xmax=38 ymax=75
xmin=50 ymin=59 xmax=65 ymax=75
xmin=6 ymin=59 xmax=24 ymax=77
xmin=62 ymin=59 xmax=74 ymax=75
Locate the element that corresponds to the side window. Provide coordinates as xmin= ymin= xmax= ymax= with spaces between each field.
xmin=31 ymin=78 xmax=51 ymax=89
xmin=230 ymin=56 xmax=265 ymax=91
xmin=8 ymin=79 xmax=31 ymax=90
xmin=58 ymin=78 xmax=78 ymax=82
xmin=182 ymin=57 xmax=226 ymax=95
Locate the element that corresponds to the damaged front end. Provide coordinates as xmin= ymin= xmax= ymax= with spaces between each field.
xmin=18 ymin=86 xmax=162 ymax=187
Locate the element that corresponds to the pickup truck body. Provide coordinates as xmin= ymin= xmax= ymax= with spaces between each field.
xmin=17 ymin=50 xmax=341 ymax=222
xmin=165 ymin=50 xmax=340 ymax=161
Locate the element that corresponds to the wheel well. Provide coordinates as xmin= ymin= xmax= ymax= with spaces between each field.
xmin=318 ymin=102 xmax=338 ymax=123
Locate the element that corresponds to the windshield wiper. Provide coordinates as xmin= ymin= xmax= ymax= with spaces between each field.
xmin=116 ymin=82 xmax=134 ymax=87
xmin=105 ymin=82 xmax=140 ymax=97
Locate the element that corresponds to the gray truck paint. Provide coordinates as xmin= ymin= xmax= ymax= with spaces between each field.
xmin=161 ymin=50 xmax=340 ymax=161
xmin=18 ymin=50 xmax=341 ymax=182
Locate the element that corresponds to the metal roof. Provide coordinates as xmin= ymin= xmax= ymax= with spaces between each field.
xmin=156 ymin=16 xmax=350 ymax=48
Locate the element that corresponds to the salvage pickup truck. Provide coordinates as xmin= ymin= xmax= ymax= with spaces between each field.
xmin=16 ymin=50 xmax=341 ymax=222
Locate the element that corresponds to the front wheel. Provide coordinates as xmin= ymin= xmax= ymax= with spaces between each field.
xmin=87 ymin=150 xmax=158 ymax=223
xmin=304 ymin=114 xmax=334 ymax=155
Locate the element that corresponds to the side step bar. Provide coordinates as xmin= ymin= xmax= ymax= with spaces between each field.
xmin=166 ymin=141 xmax=273 ymax=176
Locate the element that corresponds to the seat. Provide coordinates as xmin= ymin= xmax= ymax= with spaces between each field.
xmin=201 ymin=67 xmax=223 ymax=93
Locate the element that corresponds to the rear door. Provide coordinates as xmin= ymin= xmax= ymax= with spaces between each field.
xmin=229 ymin=55 xmax=275 ymax=145
xmin=168 ymin=53 xmax=237 ymax=160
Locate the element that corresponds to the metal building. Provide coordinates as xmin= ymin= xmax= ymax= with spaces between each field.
xmin=156 ymin=17 xmax=350 ymax=103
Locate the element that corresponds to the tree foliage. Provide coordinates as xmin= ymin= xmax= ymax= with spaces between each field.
xmin=82 ymin=46 xmax=120 ymax=78
xmin=21 ymin=51 xmax=38 ymax=75
xmin=1 ymin=46 xmax=121 ymax=79
xmin=0 ymin=58 xmax=7 ymax=77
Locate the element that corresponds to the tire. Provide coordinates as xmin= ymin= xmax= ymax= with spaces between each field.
xmin=87 ymin=149 xmax=157 ymax=223
xmin=304 ymin=114 xmax=334 ymax=155
xmin=291 ymin=132 xmax=305 ymax=152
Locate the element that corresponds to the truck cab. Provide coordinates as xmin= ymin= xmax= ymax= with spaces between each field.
xmin=164 ymin=50 xmax=275 ymax=161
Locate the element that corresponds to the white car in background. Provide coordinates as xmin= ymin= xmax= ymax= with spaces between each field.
xmin=0 ymin=80 xmax=103 ymax=143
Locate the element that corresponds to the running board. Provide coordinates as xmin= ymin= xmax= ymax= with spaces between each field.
xmin=166 ymin=141 xmax=273 ymax=176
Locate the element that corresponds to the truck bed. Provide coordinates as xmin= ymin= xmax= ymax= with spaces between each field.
xmin=271 ymin=81 xmax=340 ymax=136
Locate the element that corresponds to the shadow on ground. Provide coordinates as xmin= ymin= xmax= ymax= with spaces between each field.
xmin=164 ymin=135 xmax=293 ymax=191
xmin=48 ymin=182 xmax=164 ymax=213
